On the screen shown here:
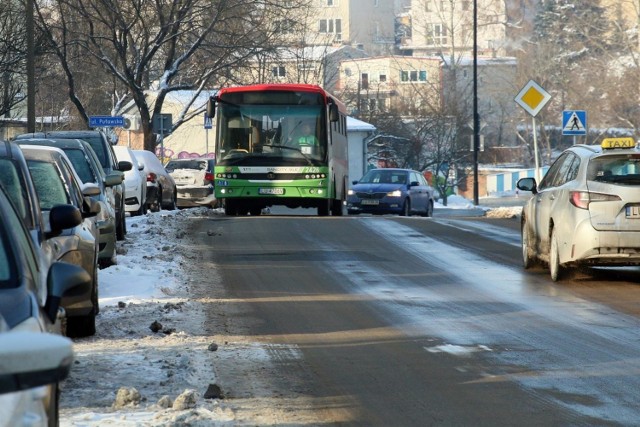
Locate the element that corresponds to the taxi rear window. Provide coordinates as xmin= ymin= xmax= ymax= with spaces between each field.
xmin=587 ymin=155 xmax=640 ymax=184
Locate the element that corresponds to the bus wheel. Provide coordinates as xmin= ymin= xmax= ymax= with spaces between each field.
xmin=331 ymin=198 xmax=343 ymax=216
xmin=318 ymin=201 xmax=330 ymax=216
xmin=224 ymin=200 xmax=238 ymax=216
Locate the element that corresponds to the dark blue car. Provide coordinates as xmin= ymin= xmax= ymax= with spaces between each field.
xmin=347 ymin=168 xmax=435 ymax=217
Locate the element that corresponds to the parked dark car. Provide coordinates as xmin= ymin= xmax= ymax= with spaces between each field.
xmin=165 ymin=157 xmax=216 ymax=208
xmin=14 ymin=130 xmax=131 ymax=240
xmin=0 ymin=182 xmax=90 ymax=426
xmin=133 ymin=149 xmax=178 ymax=212
xmin=20 ymin=145 xmax=102 ymax=338
xmin=17 ymin=138 xmax=120 ymax=268
xmin=347 ymin=168 xmax=435 ymax=217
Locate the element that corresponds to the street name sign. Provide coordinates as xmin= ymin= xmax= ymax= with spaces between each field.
xmin=89 ymin=115 xmax=125 ymax=127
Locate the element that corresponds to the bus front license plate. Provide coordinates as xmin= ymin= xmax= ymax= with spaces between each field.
xmin=259 ymin=188 xmax=285 ymax=195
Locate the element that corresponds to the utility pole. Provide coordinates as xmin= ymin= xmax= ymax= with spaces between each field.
xmin=472 ymin=0 xmax=479 ymax=205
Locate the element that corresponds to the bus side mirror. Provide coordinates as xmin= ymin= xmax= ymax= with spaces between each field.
xmin=329 ymin=104 xmax=339 ymax=122
xmin=206 ymin=98 xmax=215 ymax=118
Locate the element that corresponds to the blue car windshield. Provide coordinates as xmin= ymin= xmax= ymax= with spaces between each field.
xmin=360 ymin=170 xmax=408 ymax=185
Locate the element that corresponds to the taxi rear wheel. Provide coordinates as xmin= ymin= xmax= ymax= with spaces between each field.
xmin=549 ymin=229 xmax=563 ymax=281
xmin=521 ymin=222 xmax=536 ymax=269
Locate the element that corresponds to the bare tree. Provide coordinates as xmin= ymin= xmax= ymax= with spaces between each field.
xmin=0 ymin=0 xmax=26 ymax=118
xmin=35 ymin=0 xmax=287 ymax=151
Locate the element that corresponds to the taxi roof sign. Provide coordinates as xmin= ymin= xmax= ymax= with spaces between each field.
xmin=514 ymin=80 xmax=552 ymax=117
xmin=601 ymin=137 xmax=636 ymax=149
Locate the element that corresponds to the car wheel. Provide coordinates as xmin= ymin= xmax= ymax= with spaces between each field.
xmin=66 ymin=309 xmax=96 ymax=338
xmin=116 ymin=210 xmax=125 ymax=240
xmin=421 ymin=200 xmax=434 ymax=217
xmin=45 ymin=383 xmax=59 ymax=427
xmin=347 ymin=209 xmax=359 ymax=215
xmin=549 ymin=228 xmax=563 ymax=282
xmin=522 ymin=221 xmax=536 ymax=269
xmin=400 ymin=199 xmax=410 ymax=216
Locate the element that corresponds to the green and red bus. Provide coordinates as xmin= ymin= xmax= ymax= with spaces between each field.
xmin=206 ymin=84 xmax=349 ymax=216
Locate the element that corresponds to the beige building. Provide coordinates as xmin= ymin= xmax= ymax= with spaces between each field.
xmin=399 ymin=0 xmax=508 ymax=56
xmin=337 ymin=55 xmax=443 ymax=114
xmin=277 ymin=0 xmax=398 ymax=56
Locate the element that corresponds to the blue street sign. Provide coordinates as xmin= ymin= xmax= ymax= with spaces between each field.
xmin=204 ymin=113 xmax=213 ymax=129
xmin=562 ymin=110 xmax=587 ymax=136
xmin=89 ymin=115 xmax=125 ymax=128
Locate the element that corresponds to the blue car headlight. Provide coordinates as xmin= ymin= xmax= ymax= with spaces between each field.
xmin=387 ymin=190 xmax=402 ymax=197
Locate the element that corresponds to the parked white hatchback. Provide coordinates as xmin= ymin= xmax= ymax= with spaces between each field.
xmin=517 ymin=137 xmax=640 ymax=281
xmin=113 ymin=145 xmax=147 ymax=216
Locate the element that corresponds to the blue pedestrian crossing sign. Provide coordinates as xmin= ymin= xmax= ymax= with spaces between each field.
xmin=562 ymin=110 xmax=587 ymax=136
xmin=204 ymin=113 xmax=213 ymax=129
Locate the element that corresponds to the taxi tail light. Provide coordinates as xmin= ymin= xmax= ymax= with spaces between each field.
xmin=146 ymin=172 xmax=157 ymax=183
xmin=570 ymin=191 xmax=621 ymax=210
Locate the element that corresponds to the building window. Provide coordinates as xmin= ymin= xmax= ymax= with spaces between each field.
xmin=379 ymin=72 xmax=387 ymax=82
xmin=424 ymin=1 xmax=431 ymax=12
xmin=426 ymin=23 xmax=447 ymax=45
xmin=400 ymin=70 xmax=428 ymax=83
xmin=275 ymin=19 xmax=296 ymax=34
xmin=462 ymin=1 xmax=470 ymax=10
xmin=272 ymin=66 xmax=286 ymax=77
xmin=319 ymin=18 xmax=341 ymax=34
xmin=327 ymin=0 xmax=333 ymax=5
xmin=361 ymin=73 xmax=369 ymax=90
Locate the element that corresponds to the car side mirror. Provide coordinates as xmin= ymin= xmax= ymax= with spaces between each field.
xmin=516 ymin=177 xmax=538 ymax=195
xmin=118 ymin=160 xmax=133 ymax=172
xmin=46 ymin=204 xmax=82 ymax=239
xmin=409 ymin=181 xmax=420 ymax=187
xmin=104 ymin=172 xmax=124 ymax=187
xmin=82 ymin=197 xmax=101 ymax=218
xmin=81 ymin=183 xmax=101 ymax=197
xmin=45 ymin=261 xmax=92 ymax=323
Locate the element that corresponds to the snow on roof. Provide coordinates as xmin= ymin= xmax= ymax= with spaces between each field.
xmin=347 ymin=116 xmax=375 ymax=132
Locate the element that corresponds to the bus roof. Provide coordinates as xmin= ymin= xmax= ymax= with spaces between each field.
xmin=218 ymin=84 xmax=346 ymax=113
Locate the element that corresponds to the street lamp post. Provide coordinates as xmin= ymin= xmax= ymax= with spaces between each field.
xmin=26 ymin=0 xmax=35 ymax=132
xmin=472 ymin=0 xmax=479 ymax=205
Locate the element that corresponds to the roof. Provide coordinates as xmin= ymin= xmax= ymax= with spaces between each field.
xmin=347 ymin=116 xmax=375 ymax=132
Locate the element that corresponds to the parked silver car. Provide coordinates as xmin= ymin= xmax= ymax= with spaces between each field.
xmin=21 ymin=145 xmax=102 ymax=337
xmin=517 ymin=137 xmax=640 ymax=281
xmin=133 ymin=149 xmax=177 ymax=212
xmin=17 ymin=138 xmax=120 ymax=268
xmin=113 ymin=145 xmax=147 ymax=216
xmin=165 ymin=158 xmax=216 ymax=208
xmin=0 ymin=182 xmax=90 ymax=426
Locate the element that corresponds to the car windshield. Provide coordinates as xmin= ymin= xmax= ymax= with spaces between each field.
xmin=359 ymin=170 xmax=408 ymax=184
xmin=26 ymin=160 xmax=70 ymax=210
xmin=62 ymin=149 xmax=97 ymax=184
xmin=0 ymin=159 xmax=29 ymax=226
xmin=587 ymin=154 xmax=640 ymax=185
xmin=165 ymin=160 xmax=208 ymax=171
xmin=0 ymin=216 xmax=17 ymax=288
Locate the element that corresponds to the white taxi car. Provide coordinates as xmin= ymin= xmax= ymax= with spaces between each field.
xmin=517 ymin=137 xmax=640 ymax=281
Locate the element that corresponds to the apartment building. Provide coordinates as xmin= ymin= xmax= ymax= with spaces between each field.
xmin=337 ymin=56 xmax=443 ymax=115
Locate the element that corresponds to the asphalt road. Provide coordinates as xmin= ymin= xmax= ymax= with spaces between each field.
xmin=190 ymin=209 xmax=640 ymax=426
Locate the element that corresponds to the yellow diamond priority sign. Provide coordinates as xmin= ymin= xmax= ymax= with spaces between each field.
xmin=515 ymin=80 xmax=552 ymax=117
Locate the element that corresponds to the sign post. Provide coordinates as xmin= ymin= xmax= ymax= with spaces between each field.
xmin=152 ymin=114 xmax=172 ymax=163
xmin=515 ymin=80 xmax=552 ymax=182
xmin=204 ymin=113 xmax=213 ymax=156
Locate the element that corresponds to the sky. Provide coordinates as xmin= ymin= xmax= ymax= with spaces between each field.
xmin=55 ymin=195 xmax=524 ymax=426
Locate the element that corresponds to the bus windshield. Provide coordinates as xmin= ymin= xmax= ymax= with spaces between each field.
xmin=216 ymin=103 xmax=327 ymax=166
